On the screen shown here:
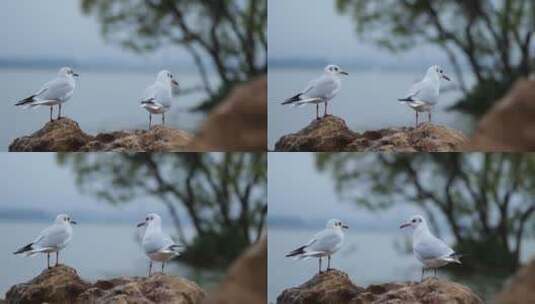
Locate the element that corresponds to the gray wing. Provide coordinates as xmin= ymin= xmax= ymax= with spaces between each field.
xmin=34 ymin=225 xmax=70 ymax=248
xmin=141 ymin=83 xmax=171 ymax=106
xmin=307 ymin=229 xmax=342 ymax=252
xmin=414 ymin=235 xmax=454 ymax=260
xmin=35 ymin=78 xmax=74 ymax=101
xmin=143 ymin=231 xmax=178 ymax=253
xmin=404 ymin=79 xmax=436 ymax=104
xmin=304 ymin=75 xmax=338 ymax=99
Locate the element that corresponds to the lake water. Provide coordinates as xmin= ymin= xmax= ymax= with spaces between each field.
xmin=268 ymin=227 xmax=535 ymax=303
xmin=0 ymin=68 xmax=216 ymax=151
xmin=0 ymin=221 xmax=224 ymax=298
xmin=268 ymin=68 xmax=476 ymax=149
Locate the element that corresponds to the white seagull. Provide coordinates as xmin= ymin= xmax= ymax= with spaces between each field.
xmin=281 ymin=65 xmax=348 ymax=120
xmin=137 ymin=213 xmax=183 ymax=276
xmin=140 ymin=70 xmax=179 ymax=129
xmin=13 ymin=214 xmax=77 ymax=269
xmin=286 ymin=218 xmax=348 ymax=274
xmin=398 ymin=65 xmax=450 ymax=127
xmin=400 ymin=215 xmax=462 ymax=281
xmin=15 ymin=67 xmax=79 ymax=122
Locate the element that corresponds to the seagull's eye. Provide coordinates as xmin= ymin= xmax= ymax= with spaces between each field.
xmin=412 ymin=219 xmax=416 ymax=223
xmin=145 ymin=217 xmax=149 ymax=221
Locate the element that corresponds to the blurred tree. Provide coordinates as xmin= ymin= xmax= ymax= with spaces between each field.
xmin=58 ymin=153 xmax=267 ymax=267
xmin=336 ymin=0 xmax=534 ymax=116
xmin=80 ymin=0 xmax=267 ymax=110
xmin=316 ymin=153 xmax=535 ymax=271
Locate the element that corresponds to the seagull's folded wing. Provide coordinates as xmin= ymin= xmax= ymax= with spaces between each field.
xmin=415 ymin=236 xmax=454 ymax=260
xmin=37 ymin=78 xmax=74 ymax=101
xmin=308 ymin=230 xmax=342 ymax=253
xmin=305 ymin=76 xmax=338 ymax=100
xmin=35 ymin=225 xmax=70 ymax=248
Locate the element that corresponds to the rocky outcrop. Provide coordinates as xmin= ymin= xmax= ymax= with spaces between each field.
xmin=5 ymin=265 xmax=205 ymax=304
xmin=468 ymin=79 xmax=535 ymax=151
xmin=9 ymin=118 xmax=192 ymax=152
xmin=205 ymin=236 xmax=267 ymax=304
xmin=189 ymin=76 xmax=267 ymax=151
xmin=495 ymin=259 xmax=535 ymax=304
xmin=277 ymin=270 xmax=483 ymax=304
xmin=274 ymin=115 xmax=467 ymax=152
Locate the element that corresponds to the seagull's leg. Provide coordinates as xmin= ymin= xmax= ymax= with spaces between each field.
xmin=421 ymin=268 xmax=425 ymax=282
xmin=434 ymin=268 xmax=437 ymax=277
xmin=327 ymin=255 xmax=331 ymax=270
xmin=428 ymin=111 xmax=432 ymax=124
xmin=58 ymin=104 xmax=62 ymax=120
xmin=416 ymin=112 xmax=419 ymax=128
xmin=149 ymin=113 xmax=152 ymax=129
xmin=47 ymin=253 xmax=50 ymax=269
xmin=49 ymin=106 xmax=53 ymax=122
xmin=161 ymin=262 xmax=165 ymax=273
xmin=318 ymin=257 xmax=322 ymax=274
xmin=148 ymin=261 xmax=152 ymax=276
xmin=56 ymin=251 xmax=59 ymax=266
xmin=324 ymin=102 xmax=328 ymax=117
xmin=162 ymin=112 xmax=165 ymax=126
xmin=316 ymin=104 xmax=319 ymax=120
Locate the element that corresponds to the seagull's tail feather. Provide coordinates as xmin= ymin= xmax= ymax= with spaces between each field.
xmin=286 ymin=245 xmax=307 ymax=258
xmin=281 ymin=93 xmax=302 ymax=105
xmin=13 ymin=243 xmax=33 ymax=255
xmin=15 ymin=95 xmax=36 ymax=107
xmin=447 ymin=253 xmax=463 ymax=264
xmin=398 ymin=97 xmax=413 ymax=103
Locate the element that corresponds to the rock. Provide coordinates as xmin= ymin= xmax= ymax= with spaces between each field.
xmin=495 ymin=259 xmax=535 ymax=304
xmin=9 ymin=118 xmax=92 ymax=152
xmin=189 ymin=76 xmax=267 ymax=151
xmin=276 ymin=269 xmax=483 ymax=304
xmin=468 ymin=79 xmax=535 ymax=151
xmin=275 ymin=116 xmax=358 ymax=151
xmin=274 ymin=116 xmax=467 ymax=152
xmin=9 ymin=118 xmax=193 ymax=152
xmin=277 ymin=270 xmax=363 ymax=304
xmin=5 ymin=265 xmax=91 ymax=304
xmin=205 ymin=236 xmax=267 ymax=304
xmin=5 ymin=265 xmax=205 ymax=304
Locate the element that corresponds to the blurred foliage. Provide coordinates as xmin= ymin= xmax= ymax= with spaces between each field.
xmin=57 ymin=153 xmax=267 ymax=268
xmin=79 ymin=0 xmax=267 ymax=111
xmin=336 ymin=0 xmax=534 ymax=117
xmin=316 ymin=153 xmax=535 ymax=272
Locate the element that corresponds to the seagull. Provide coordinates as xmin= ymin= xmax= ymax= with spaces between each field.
xmin=140 ymin=70 xmax=179 ymax=129
xmin=13 ymin=214 xmax=77 ymax=269
xmin=15 ymin=67 xmax=79 ymax=122
xmin=286 ymin=218 xmax=348 ymax=274
xmin=137 ymin=213 xmax=183 ymax=276
xmin=400 ymin=215 xmax=462 ymax=281
xmin=281 ymin=65 xmax=348 ymax=120
xmin=398 ymin=65 xmax=450 ymax=127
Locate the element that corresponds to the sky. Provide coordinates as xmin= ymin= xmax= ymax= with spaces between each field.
xmin=268 ymin=153 xmax=421 ymax=230
xmin=0 ymin=153 xmax=179 ymax=224
xmin=0 ymin=0 xmax=190 ymax=66
xmin=268 ymin=0 xmax=448 ymax=67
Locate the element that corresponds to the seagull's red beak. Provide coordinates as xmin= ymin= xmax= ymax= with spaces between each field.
xmin=172 ymin=80 xmax=179 ymax=86
xmin=137 ymin=222 xmax=146 ymax=227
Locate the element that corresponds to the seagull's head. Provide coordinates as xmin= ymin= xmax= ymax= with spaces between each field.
xmin=429 ymin=65 xmax=450 ymax=81
xmin=157 ymin=70 xmax=179 ymax=88
xmin=327 ymin=218 xmax=349 ymax=230
xmin=137 ymin=213 xmax=161 ymax=227
xmin=55 ymin=214 xmax=77 ymax=225
xmin=400 ymin=215 xmax=426 ymax=230
xmin=325 ymin=65 xmax=349 ymax=76
xmin=59 ymin=67 xmax=79 ymax=78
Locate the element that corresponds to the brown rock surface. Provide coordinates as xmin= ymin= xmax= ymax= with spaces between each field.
xmin=5 ymin=265 xmax=205 ymax=304
xmin=495 ymin=259 xmax=535 ymax=304
xmin=274 ymin=116 xmax=467 ymax=152
xmin=468 ymin=79 xmax=535 ymax=151
xmin=205 ymin=236 xmax=267 ymax=304
xmin=276 ymin=270 xmax=483 ymax=304
xmin=189 ymin=76 xmax=267 ymax=151
xmin=9 ymin=118 xmax=192 ymax=152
